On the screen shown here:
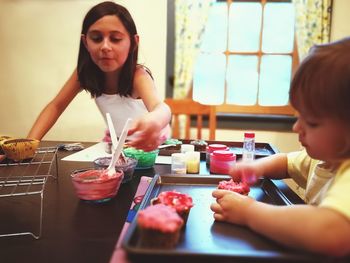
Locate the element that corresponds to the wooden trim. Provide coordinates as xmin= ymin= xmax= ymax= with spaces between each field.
xmin=216 ymin=104 xmax=296 ymax=116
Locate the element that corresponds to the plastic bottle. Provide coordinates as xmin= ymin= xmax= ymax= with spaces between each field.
xmin=242 ymin=132 xmax=255 ymax=162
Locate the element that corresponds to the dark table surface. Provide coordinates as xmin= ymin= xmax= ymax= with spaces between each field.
xmin=0 ymin=141 xmax=334 ymax=263
xmin=0 ymin=141 xmax=174 ymax=263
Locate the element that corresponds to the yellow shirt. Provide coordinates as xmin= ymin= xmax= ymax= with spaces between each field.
xmin=287 ymin=150 xmax=350 ymax=219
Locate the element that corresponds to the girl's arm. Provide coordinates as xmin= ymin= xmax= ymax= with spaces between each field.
xmin=27 ymin=69 xmax=81 ymax=140
xmin=127 ymin=66 xmax=171 ymax=150
xmin=211 ymin=191 xmax=350 ymax=257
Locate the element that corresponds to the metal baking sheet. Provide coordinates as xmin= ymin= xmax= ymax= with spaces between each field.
xmin=159 ymin=140 xmax=279 ymax=160
xmin=122 ymin=174 xmax=319 ymax=263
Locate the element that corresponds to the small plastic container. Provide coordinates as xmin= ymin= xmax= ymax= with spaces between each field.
xmin=123 ymin=148 xmax=159 ymax=169
xmin=70 ymin=168 xmax=124 ymax=203
xmin=185 ymin=151 xmax=200 ymax=174
xmin=206 ymin=144 xmax=229 ymax=166
xmin=210 ymin=150 xmax=236 ymax=175
xmin=180 ymin=144 xmax=195 ymax=153
xmin=93 ymin=156 xmax=138 ymax=183
xmin=171 ymin=153 xmax=187 ymax=174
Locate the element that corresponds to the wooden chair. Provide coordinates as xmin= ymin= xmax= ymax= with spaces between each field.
xmin=164 ymin=98 xmax=216 ymax=140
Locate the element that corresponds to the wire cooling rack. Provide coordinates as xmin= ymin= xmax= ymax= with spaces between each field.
xmin=0 ymin=146 xmax=58 ymax=239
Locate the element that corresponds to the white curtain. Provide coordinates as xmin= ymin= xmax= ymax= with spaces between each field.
xmin=293 ymin=0 xmax=332 ymax=60
xmin=173 ymin=0 xmax=214 ymax=99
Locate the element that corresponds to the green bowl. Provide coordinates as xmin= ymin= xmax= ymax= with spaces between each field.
xmin=123 ymin=148 xmax=159 ymax=169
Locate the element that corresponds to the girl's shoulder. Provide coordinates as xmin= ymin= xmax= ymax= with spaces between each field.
xmin=132 ymin=65 xmax=156 ymax=98
xmin=135 ymin=64 xmax=154 ymax=80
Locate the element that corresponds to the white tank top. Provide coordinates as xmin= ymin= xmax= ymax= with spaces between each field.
xmin=95 ymin=93 xmax=148 ymax=136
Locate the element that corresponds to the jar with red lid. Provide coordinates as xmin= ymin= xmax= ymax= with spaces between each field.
xmin=210 ymin=150 xmax=236 ymax=174
xmin=206 ymin=144 xmax=229 ymax=166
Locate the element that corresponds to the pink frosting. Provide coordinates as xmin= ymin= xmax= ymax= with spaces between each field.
xmin=137 ymin=204 xmax=183 ymax=232
xmin=71 ymin=169 xmax=123 ymax=200
xmin=218 ymin=179 xmax=250 ymax=195
xmin=155 ymin=191 xmax=193 ymax=212
xmin=73 ymin=169 xmax=122 ymax=182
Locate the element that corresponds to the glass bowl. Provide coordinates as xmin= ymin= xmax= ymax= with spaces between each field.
xmin=93 ymin=156 xmax=138 ymax=183
xmin=122 ymin=148 xmax=159 ymax=169
xmin=70 ymin=168 xmax=124 ymax=203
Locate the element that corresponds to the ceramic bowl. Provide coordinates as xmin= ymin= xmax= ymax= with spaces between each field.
xmin=122 ymin=148 xmax=159 ymax=169
xmin=1 ymin=138 xmax=39 ymax=161
xmin=93 ymin=156 xmax=137 ymax=183
xmin=70 ymin=168 xmax=124 ymax=203
xmin=0 ymin=136 xmax=12 ymax=155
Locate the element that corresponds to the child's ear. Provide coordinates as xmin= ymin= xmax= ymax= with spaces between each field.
xmin=81 ymin=34 xmax=88 ymax=49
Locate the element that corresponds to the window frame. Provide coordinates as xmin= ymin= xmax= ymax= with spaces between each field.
xmin=166 ymin=0 xmax=298 ymax=117
xmin=210 ymin=0 xmax=298 ymax=116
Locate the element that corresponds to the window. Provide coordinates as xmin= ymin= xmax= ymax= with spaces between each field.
xmin=193 ymin=0 xmax=298 ymax=116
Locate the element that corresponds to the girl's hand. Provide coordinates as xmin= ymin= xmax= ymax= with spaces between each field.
xmin=102 ymin=129 xmax=111 ymax=143
xmin=210 ymin=189 xmax=254 ymax=226
xmin=127 ymin=116 xmax=166 ymax=151
xmin=229 ymin=161 xmax=260 ymax=185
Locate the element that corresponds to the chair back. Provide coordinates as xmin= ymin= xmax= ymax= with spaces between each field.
xmin=164 ymin=98 xmax=216 ymax=140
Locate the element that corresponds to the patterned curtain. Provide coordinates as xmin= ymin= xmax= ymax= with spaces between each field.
xmin=173 ymin=0 xmax=214 ymax=99
xmin=293 ymin=0 xmax=332 ymax=60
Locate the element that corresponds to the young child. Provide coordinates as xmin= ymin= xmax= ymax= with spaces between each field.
xmin=211 ymin=37 xmax=350 ymax=257
xmin=27 ymin=1 xmax=170 ymax=151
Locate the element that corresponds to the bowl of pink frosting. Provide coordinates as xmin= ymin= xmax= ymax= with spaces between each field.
xmin=93 ymin=156 xmax=137 ymax=184
xmin=70 ymin=168 xmax=124 ymax=203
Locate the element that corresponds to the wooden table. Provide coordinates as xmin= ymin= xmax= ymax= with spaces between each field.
xmin=0 ymin=141 xmax=327 ymax=263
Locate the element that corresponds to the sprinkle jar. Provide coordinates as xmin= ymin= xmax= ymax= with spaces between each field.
xmin=210 ymin=150 xmax=236 ymax=175
xmin=206 ymin=144 xmax=229 ymax=166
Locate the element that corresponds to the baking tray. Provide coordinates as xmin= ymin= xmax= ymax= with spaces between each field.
xmin=122 ymin=174 xmax=320 ymax=263
xmin=159 ymin=140 xmax=278 ymax=160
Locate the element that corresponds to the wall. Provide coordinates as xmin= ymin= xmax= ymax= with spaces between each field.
xmin=0 ymin=0 xmax=349 ymax=154
xmin=331 ymin=0 xmax=350 ymax=40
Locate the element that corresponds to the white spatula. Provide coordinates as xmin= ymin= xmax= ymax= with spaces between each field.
xmin=106 ymin=113 xmax=118 ymax=150
xmin=106 ymin=118 xmax=132 ymax=177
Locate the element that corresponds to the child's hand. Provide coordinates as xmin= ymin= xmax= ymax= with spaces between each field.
xmin=127 ymin=116 xmax=164 ymax=151
xmin=102 ymin=129 xmax=111 ymax=143
xmin=229 ymin=161 xmax=260 ymax=185
xmin=210 ymin=189 xmax=254 ymax=226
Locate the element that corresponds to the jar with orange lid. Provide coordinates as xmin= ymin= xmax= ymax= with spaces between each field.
xmin=206 ymin=144 xmax=229 ymax=166
xmin=210 ymin=150 xmax=236 ymax=174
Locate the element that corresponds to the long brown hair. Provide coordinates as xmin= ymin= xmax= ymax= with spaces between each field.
xmin=77 ymin=1 xmax=138 ymax=97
